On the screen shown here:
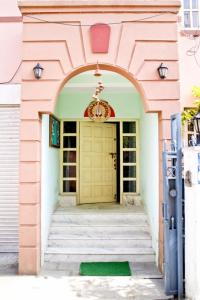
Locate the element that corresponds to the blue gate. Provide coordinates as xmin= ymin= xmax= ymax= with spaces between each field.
xmin=162 ymin=114 xmax=185 ymax=298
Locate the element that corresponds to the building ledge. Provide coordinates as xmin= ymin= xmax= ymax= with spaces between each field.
xmin=0 ymin=16 xmax=22 ymax=22
xmin=18 ymin=0 xmax=181 ymax=8
xmin=180 ymin=29 xmax=200 ymax=37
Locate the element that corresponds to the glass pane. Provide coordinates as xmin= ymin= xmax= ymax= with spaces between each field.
xmin=184 ymin=11 xmax=191 ymax=27
xmin=123 ymin=181 xmax=136 ymax=193
xmin=63 ymin=180 xmax=76 ymax=192
xmin=188 ymin=134 xmax=193 ymax=146
xmin=192 ymin=11 xmax=199 ymax=27
xmin=63 ymin=136 xmax=76 ymax=148
xmin=63 ymin=151 xmax=76 ymax=163
xmin=63 ymin=166 xmax=76 ymax=178
xmin=123 ymin=166 xmax=136 ymax=178
xmin=184 ymin=0 xmax=190 ymax=8
xmin=63 ymin=122 xmax=76 ymax=133
xmin=123 ymin=136 xmax=136 ymax=148
xmin=123 ymin=151 xmax=136 ymax=163
xmin=197 ymin=134 xmax=200 ymax=144
xmin=188 ymin=121 xmax=194 ymax=132
xmin=123 ymin=122 xmax=136 ymax=133
xmin=192 ymin=0 xmax=198 ymax=9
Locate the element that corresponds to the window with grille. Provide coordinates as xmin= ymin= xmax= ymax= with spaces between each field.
xmin=121 ymin=121 xmax=138 ymax=194
xmin=185 ymin=120 xmax=200 ymax=146
xmin=61 ymin=121 xmax=78 ymax=193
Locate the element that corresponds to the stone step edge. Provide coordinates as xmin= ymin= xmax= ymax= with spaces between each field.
xmin=48 ymin=237 xmax=152 ymax=241
xmin=50 ymin=224 xmax=149 ymax=227
xmin=53 ymin=213 xmax=147 ymax=216
xmin=45 ymin=248 xmax=155 ymax=254
xmin=44 ymin=254 xmax=155 ymax=263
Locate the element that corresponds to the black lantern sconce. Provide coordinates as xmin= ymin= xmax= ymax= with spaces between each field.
xmin=157 ymin=63 xmax=168 ymax=79
xmin=33 ymin=63 xmax=44 ymax=79
xmin=192 ymin=110 xmax=200 ymax=134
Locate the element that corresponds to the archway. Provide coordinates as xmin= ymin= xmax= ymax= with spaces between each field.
xmin=53 ymin=64 xmax=150 ymax=114
xmin=40 ymin=68 xmax=160 ymax=272
xmin=18 ymin=61 xmax=176 ymax=275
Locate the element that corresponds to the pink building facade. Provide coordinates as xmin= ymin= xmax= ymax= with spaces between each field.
xmin=0 ymin=0 xmax=198 ymax=280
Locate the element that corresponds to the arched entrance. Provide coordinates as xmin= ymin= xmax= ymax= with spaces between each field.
xmin=19 ymin=62 xmax=178 ymax=275
xmin=39 ymin=68 xmax=160 ymax=273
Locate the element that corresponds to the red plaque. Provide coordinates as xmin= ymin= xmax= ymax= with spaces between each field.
xmin=90 ymin=23 xmax=111 ymax=53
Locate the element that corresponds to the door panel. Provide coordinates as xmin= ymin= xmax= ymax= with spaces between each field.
xmin=80 ymin=122 xmax=116 ymax=204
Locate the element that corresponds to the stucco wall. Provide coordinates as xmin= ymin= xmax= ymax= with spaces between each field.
xmin=17 ymin=0 xmax=180 ymax=274
xmin=184 ymin=148 xmax=200 ymax=300
xmin=179 ymin=34 xmax=200 ymax=109
xmin=140 ymin=110 xmax=159 ymax=261
xmin=41 ymin=114 xmax=59 ymax=264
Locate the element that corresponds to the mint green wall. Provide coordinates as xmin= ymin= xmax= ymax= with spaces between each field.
xmin=41 ymin=115 xmax=59 ymax=263
xmin=55 ymin=90 xmax=141 ymax=119
xmin=55 ymin=70 xmax=141 ymax=119
xmin=140 ymin=109 xmax=159 ymax=261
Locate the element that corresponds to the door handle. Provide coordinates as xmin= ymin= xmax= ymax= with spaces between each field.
xmin=109 ymin=152 xmax=116 ymax=158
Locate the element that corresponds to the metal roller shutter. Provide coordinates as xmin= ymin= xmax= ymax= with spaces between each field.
xmin=0 ymin=106 xmax=19 ymax=252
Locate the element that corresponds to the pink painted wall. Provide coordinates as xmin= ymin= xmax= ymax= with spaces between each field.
xmin=1 ymin=0 xmax=21 ymax=17
xmin=4 ymin=0 xmax=199 ymax=276
xmin=0 ymin=0 xmax=22 ymax=83
xmin=179 ymin=33 xmax=200 ymax=108
xmin=16 ymin=0 xmax=181 ymax=275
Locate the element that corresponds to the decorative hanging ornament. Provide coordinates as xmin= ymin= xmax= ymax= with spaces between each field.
xmin=94 ymin=62 xmax=102 ymax=77
xmin=87 ymin=99 xmax=111 ymax=122
xmin=86 ymin=77 xmax=113 ymax=121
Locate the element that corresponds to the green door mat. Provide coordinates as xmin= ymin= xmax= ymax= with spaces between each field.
xmin=79 ymin=261 xmax=131 ymax=276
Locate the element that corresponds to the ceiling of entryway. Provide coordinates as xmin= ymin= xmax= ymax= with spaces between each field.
xmin=63 ymin=70 xmax=137 ymax=93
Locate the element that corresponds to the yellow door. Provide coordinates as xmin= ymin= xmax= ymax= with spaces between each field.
xmin=80 ymin=122 xmax=116 ymax=204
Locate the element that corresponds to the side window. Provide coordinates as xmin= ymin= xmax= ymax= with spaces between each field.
xmin=185 ymin=120 xmax=200 ymax=146
xmin=122 ymin=121 xmax=138 ymax=194
xmin=61 ymin=122 xmax=78 ymax=193
xmin=183 ymin=0 xmax=199 ymax=29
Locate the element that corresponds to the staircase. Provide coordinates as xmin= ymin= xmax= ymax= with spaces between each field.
xmin=44 ymin=204 xmax=156 ymax=264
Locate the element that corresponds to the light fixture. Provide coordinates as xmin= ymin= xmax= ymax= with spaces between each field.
xmin=192 ymin=110 xmax=200 ymax=134
xmin=94 ymin=62 xmax=102 ymax=77
xmin=33 ymin=63 xmax=44 ymax=79
xmin=157 ymin=63 xmax=168 ymax=79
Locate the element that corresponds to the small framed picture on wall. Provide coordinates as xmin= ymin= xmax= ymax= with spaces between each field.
xmin=49 ymin=114 xmax=60 ymax=148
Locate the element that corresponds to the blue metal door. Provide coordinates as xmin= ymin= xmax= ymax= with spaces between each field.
xmin=162 ymin=114 xmax=184 ymax=298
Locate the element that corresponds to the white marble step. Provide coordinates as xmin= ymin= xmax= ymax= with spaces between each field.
xmin=46 ymin=246 xmax=154 ymax=255
xmin=48 ymin=238 xmax=152 ymax=248
xmin=50 ymin=225 xmax=150 ymax=237
xmin=45 ymin=252 xmax=155 ymax=263
xmin=46 ymin=205 xmax=155 ymax=264
xmin=52 ymin=213 xmax=148 ymax=225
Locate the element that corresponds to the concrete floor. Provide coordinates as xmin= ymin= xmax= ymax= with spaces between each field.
xmin=41 ymin=261 xmax=162 ymax=278
xmin=0 ymin=253 xmax=18 ymax=275
xmin=0 ymin=275 xmax=173 ymax=300
xmin=0 ymin=253 xmax=174 ymax=300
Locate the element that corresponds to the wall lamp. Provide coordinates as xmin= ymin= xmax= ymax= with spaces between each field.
xmin=192 ymin=110 xmax=200 ymax=134
xmin=157 ymin=63 xmax=168 ymax=79
xmin=33 ymin=63 xmax=44 ymax=79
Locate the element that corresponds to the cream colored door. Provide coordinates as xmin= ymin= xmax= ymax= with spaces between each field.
xmin=80 ymin=122 xmax=116 ymax=204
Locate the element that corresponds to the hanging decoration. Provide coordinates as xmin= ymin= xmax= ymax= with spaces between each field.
xmin=85 ymin=79 xmax=115 ymax=122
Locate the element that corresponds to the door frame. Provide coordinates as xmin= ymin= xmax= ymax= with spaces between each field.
xmin=60 ymin=118 xmax=139 ymax=205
